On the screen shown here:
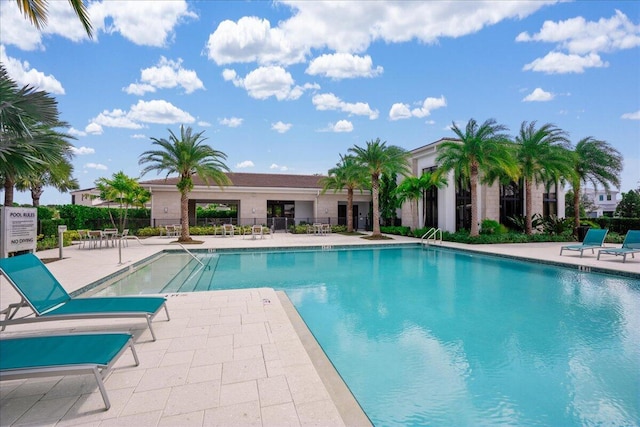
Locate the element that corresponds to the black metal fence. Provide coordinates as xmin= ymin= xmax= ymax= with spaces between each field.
xmin=153 ymin=217 xmax=372 ymax=231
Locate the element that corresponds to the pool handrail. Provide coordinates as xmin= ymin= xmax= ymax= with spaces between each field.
xmin=421 ymin=227 xmax=442 ymax=245
xmin=176 ymin=243 xmax=206 ymax=268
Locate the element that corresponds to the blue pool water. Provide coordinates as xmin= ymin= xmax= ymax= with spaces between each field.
xmin=96 ymin=246 xmax=640 ymax=426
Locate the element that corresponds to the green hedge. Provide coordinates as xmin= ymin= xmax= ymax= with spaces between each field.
xmin=590 ymin=217 xmax=640 ymax=234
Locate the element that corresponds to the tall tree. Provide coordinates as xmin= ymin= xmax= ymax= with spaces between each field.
xmin=1 ymin=122 xmax=71 ymax=206
xmin=570 ymin=137 xmax=623 ymax=230
xmin=139 ymin=126 xmax=230 ymax=242
xmin=320 ymin=154 xmax=368 ymax=233
xmin=349 ymin=138 xmax=410 ymax=238
xmin=514 ymin=121 xmax=573 ymax=234
xmin=379 ymin=172 xmax=399 ymax=226
xmin=15 ymin=0 xmax=93 ymax=37
xmin=95 ymin=171 xmax=150 ymax=231
xmin=436 ymin=118 xmax=517 ymax=237
xmin=615 ymin=190 xmax=640 ymax=218
xmin=395 ymin=171 xmax=448 ymax=231
xmin=15 ymin=157 xmax=79 ymax=207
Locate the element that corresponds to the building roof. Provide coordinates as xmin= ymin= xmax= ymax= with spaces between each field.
xmin=139 ymin=172 xmax=326 ymax=189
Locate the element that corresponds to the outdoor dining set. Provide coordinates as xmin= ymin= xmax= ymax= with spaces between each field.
xmin=77 ymin=228 xmax=129 ymax=249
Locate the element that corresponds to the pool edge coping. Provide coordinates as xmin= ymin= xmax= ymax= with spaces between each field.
xmin=276 ymin=290 xmax=373 ymax=427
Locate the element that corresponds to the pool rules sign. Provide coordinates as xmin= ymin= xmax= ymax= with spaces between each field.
xmin=0 ymin=207 xmax=37 ymax=258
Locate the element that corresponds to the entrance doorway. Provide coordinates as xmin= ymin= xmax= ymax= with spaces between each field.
xmin=338 ymin=204 xmax=359 ymax=230
xmin=267 ymin=200 xmax=294 ymax=231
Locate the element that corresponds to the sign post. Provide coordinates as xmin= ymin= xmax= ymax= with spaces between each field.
xmin=0 ymin=207 xmax=38 ymax=258
xmin=58 ymin=225 xmax=67 ymax=259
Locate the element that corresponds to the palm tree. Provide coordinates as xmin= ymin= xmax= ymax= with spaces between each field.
xmin=514 ymin=121 xmax=573 ymax=235
xmin=95 ymin=171 xmax=150 ymax=231
xmin=15 ymin=157 xmax=79 ymax=206
xmin=569 ymin=137 xmax=623 ymax=231
xmin=349 ymin=138 xmax=410 ymax=238
xmin=139 ymin=126 xmax=230 ymax=242
xmin=1 ymin=122 xmax=71 ymax=206
xmin=15 ymin=0 xmax=92 ymax=37
xmin=320 ymin=155 xmax=368 ymax=233
xmin=436 ymin=118 xmax=517 ymax=237
xmin=1 ymin=65 xmax=60 ymax=158
xmin=395 ymin=171 xmax=448 ymax=231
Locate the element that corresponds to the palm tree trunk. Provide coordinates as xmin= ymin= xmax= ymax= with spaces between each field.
xmin=470 ymin=165 xmax=479 ymax=237
xmin=413 ymin=199 xmax=419 ymax=231
xmin=31 ymin=185 xmax=43 ymax=207
xmin=573 ymin=181 xmax=581 ymax=232
xmin=371 ymin=174 xmax=381 ymax=237
xmin=525 ymin=179 xmax=533 ymax=235
xmin=347 ymin=188 xmax=354 ymax=233
xmin=180 ymin=191 xmax=191 ymax=241
xmin=4 ymin=178 xmax=14 ymax=206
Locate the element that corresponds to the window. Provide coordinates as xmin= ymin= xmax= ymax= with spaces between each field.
xmin=607 ymin=194 xmax=612 ymax=201
xmin=543 ymin=183 xmax=558 ymax=217
xmin=599 ymin=195 xmax=604 ymax=201
xmin=422 ymin=167 xmax=438 ymax=228
xmin=455 ymin=176 xmax=471 ymax=231
xmin=500 ymin=180 xmax=523 ymax=228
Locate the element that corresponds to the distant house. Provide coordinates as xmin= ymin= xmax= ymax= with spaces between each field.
xmin=581 ymin=188 xmax=619 ymax=218
xmin=403 ymin=138 xmax=566 ymax=232
xmin=72 ymin=172 xmax=373 ymax=231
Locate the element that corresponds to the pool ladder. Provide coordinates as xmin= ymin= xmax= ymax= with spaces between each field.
xmin=421 ymin=228 xmax=442 ymax=246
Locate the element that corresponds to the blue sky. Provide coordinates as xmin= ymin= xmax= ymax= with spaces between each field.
xmin=1 ymin=0 xmax=639 ymax=205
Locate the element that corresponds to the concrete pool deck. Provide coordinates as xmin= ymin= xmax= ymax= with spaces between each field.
xmin=1 ymin=232 xmax=638 ymax=426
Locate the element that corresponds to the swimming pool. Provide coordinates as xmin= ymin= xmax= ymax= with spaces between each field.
xmin=94 ymin=246 xmax=640 ymax=426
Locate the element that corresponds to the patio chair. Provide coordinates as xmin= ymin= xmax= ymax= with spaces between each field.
xmin=251 ymin=224 xmax=263 ymax=239
xmin=223 ymin=223 xmax=235 ymax=237
xmin=559 ymin=228 xmax=608 ymax=257
xmin=77 ymin=229 xmax=90 ymax=249
xmin=597 ymin=230 xmax=640 ymax=263
xmin=0 ymin=254 xmax=170 ymax=341
xmin=0 ymin=332 xmax=139 ymax=410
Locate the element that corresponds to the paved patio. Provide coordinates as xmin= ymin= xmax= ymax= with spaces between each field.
xmin=0 ymin=232 xmax=637 ymax=426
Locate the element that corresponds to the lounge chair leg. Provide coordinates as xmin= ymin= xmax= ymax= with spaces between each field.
xmin=147 ymin=318 xmax=157 ymax=341
xmin=93 ymin=367 xmax=111 ymax=410
xmin=163 ymin=304 xmax=171 ymax=321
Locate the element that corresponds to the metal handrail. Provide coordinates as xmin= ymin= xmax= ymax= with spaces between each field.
xmin=421 ymin=227 xmax=442 ymax=245
xmin=176 ymin=243 xmax=206 ymax=268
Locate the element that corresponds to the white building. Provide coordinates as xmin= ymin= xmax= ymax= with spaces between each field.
xmin=581 ymin=188 xmax=619 ymax=218
xmin=403 ymin=138 xmax=566 ymax=232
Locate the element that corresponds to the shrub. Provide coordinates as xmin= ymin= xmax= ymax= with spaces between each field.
xmin=480 ymin=219 xmax=506 ymax=235
xmin=380 ymin=226 xmax=411 ymax=236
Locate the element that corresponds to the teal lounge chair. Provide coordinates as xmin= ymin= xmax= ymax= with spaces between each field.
xmin=597 ymin=230 xmax=640 ymax=263
xmin=0 ymin=332 xmax=138 ymax=409
xmin=0 ymin=253 xmax=169 ymax=340
xmin=559 ymin=228 xmax=608 ymax=257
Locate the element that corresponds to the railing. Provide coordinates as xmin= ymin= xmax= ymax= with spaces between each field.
xmin=176 ymin=243 xmax=206 ymax=268
xmin=421 ymin=227 xmax=442 ymax=246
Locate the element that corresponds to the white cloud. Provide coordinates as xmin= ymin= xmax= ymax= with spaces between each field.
xmin=312 ymin=93 xmax=378 ymax=119
xmin=236 ymin=160 xmax=255 ymax=168
xmin=85 ymin=123 xmax=103 ymax=135
xmin=68 ymin=128 xmax=87 ymax=137
xmin=389 ymin=96 xmax=446 ymax=120
xmin=128 ymin=99 xmax=195 ymax=124
xmin=0 ymin=0 xmax=195 ymax=51
xmin=621 ymin=110 xmax=640 ymax=120
xmin=85 ymin=163 xmax=108 ymax=170
xmin=131 ymin=134 xmax=147 ymax=139
xmin=205 ymin=16 xmax=304 ymax=66
xmin=0 ymin=45 xmax=65 ymax=94
xmin=198 ymin=121 xmax=212 ymax=127
xmin=306 ymin=53 xmax=383 ymax=79
xmin=271 ymin=121 xmax=292 ymax=133
xmin=70 ymin=146 xmax=95 ymax=155
xmin=87 ymin=99 xmax=194 ymax=131
xmin=224 ymin=66 xmax=312 ymax=101
xmin=331 ymin=120 xmax=354 ymax=133
xmin=89 ymin=1 xmax=196 ymax=47
xmin=523 ymin=51 xmax=607 ymax=74
xmin=124 ymin=57 xmax=204 ymax=95
xmin=270 ymin=163 xmax=288 ymax=171
xmin=517 ymin=10 xmax=639 ymax=74
xmin=219 ymin=117 xmax=243 ymax=128
xmin=389 ymin=103 xmax=412 ymax=121
xmin=522 ymin=88 xmax=555 ymax=102
xmin=205 ymin=2 xmax=550 ymax=66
